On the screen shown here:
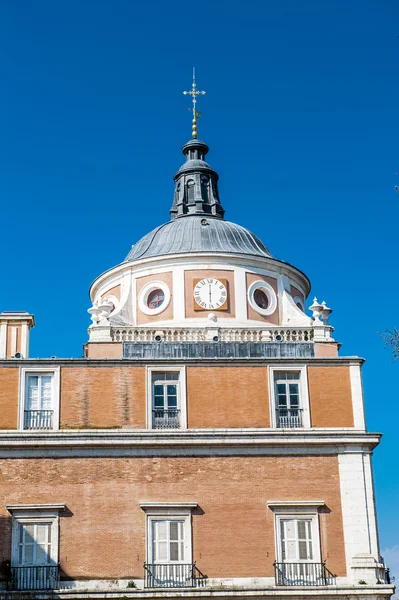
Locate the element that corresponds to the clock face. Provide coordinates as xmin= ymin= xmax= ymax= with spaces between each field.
xmin=194 ymin=278 xmax=227 ymax=310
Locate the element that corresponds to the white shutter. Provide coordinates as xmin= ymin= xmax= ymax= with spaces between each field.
xmin=152 ymin=521 xmax=168 ymax=562
xmin=41 ymin=376 xmax=52 ymax=410
xmin=26 ymin=376 xmax=39 ymax=410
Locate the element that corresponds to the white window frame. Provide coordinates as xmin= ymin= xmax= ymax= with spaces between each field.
xmin=7 ymin=505 xmax=65 ymax=567
xmin=19 ymin=367 xmax=60 ymax=431
xmin=138 ymin=281 xmax=171 ymax=316
xmin=267 ymin=501 xmax=323 ymax=563
xmin=146 ymin=366 xmax=187 ymax=430
xmin=141 ymin=504 xmax=195 ymax=565
xmin=268 ymin=365 xmax=310 ymax=428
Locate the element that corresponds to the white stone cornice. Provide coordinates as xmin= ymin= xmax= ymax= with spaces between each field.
xmin=0 ymin=429 xmax=381 ymax=458
xmin=0 ymin=584 xmax=393 ymax=600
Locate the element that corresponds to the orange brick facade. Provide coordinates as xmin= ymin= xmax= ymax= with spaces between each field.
xmin=0 ymin=363 xmax=356 ymax=429
xmin=308 ymin=366 xmax=354 ymax=427
xmin=0 ymin=455 xmax=346 ymax=581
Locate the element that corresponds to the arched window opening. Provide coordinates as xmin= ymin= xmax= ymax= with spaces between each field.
xmin=201 ymin=177 xmax=209 ymax=203
xmin=187 ymin=180 xmax=195 ymax=202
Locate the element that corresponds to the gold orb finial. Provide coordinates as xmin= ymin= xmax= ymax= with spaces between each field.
xmin=183 ymin=68 xmax=206 ymax=139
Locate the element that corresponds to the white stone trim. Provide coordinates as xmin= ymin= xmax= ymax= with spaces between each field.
xmin=268 ymin=502 xmax=322 ymax=563
xmin=173 ymin=268 xmax=185 ymax=320
xmin=21 ymin=323 xmax=29 ymax=358
xmin=350 ymin=365 xmax=366 ymax=430
xmin=144 ymin=506 xmax=193 ymax=564
xmin=234 ymin=269 xmax=247 ymax=321
xmin=362 ymin=453 xmax=380 ymax=559
xmin=51 ymin=580 xmax=395 ymax=596
xmin=0 ymin=323 xmax=7 ymax=358
xmin=11 ymin=327 xmax=18 ymax=356
xmin=247 ymin=280 xmax=277 ymax=316
xmin=140 ymin=502 xmax=198 ymax=510
xmin=267 ymin=501 xmax=325 ymax=509
xmin=294 ymin=296 xmax=305 ymax=312
xmin=338 ymin=452 xmax=381 ymax=582
xmin=9 ymin=505 xmax=62 ymax=567
xmin=146 ymin=366 xmax=187 ymax=430
xmin=7 ymin=504 xmax=66 ymax=513
xmin=138 ymin=281 xmax=171 ymax=316
xmin=18 ymin=367 xmax=60 ymax=431
xmin=268 ymin=365 xmax=311 ymax=428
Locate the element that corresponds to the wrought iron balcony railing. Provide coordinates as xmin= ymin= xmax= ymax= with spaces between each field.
xmin=276 ymin=409 xmax=303 ymax=428
xmin=9 ymin=565 xmax=60 ymax=591
xmin=24 ymin=410 xmax=54 ymax=430
xmin=152 ymin=409 xmax=180 ymax=429
xmin=274 ymin=562 xmax=336 ymax=586
xmin=144 ymin=563 xmax=206 ymax=588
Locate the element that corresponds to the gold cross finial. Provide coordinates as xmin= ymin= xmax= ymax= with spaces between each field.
xmin=183 ymin=68 xmax=205 ymax=139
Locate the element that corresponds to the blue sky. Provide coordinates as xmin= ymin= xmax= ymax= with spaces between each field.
xmin=2 ymin=0 xmax=399 ymax=575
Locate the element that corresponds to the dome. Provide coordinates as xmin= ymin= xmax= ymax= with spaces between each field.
xmin=125 ymin=216 xmax=272 ymax=262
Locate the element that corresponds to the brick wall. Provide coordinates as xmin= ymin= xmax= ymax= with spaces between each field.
xmin=0 ymin=368 xmax=18 ymax=429
xmin=60 ymin=367 xmax=146 ymax=428
xmin=187 ymin=366 xmax=269 ymax=428
xmin=0 ymin=363 xmax=357 ymax=430
xmin=0 ymin=455 xmax=346 ymax=580
xmin=308 ymin=366 xmax=354 ymax=427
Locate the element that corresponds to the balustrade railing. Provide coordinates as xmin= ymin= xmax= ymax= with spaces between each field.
xmin=144 ymin=563 xmax=206 ymax=588
xmin=24 ymin=410 xmax=53 ymax=430
xmin=9 ymin=565 xmax=60 ymax=590
xmin=152 ymin=409 xmax=180 ymax=429
xmin=112 ymin=327 xmax=313 ymax=343
xmin=274 ymin=562 xmax=336 ymax=586
xmin=276 ymin=408 xmax=303 ymax=428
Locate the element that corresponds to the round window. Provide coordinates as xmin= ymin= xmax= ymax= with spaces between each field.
xmin=147 ymin=289 xmax=165 ymax=309
xmin=138 ymin=281 xmax=171 ymax=316
xmin=247 ymin=280 xmax=277 ymax=316
xmin=254 ymin=289 xmax=269 ymax=310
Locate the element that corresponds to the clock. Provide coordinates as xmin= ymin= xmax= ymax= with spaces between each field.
xmin=193 ymin=278 xmax=228 ymax=310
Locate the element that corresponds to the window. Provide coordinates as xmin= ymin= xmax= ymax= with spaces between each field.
xmin=147 ymin=367 xmax=187 ymax=430
xmin=187 ymin=180 xmax=195 ymax=202
xmin=8 ymin=504 xmax=64 ymax=591
xmin=254 ymin=289 xmax=269 ymax=310
xmin=269 ymin=366 xmax=310 ymax=428
xmin=147 ymin=289 xmax=165 ymax=309
xmin=138 ymin=281 xmax=171 ymax=316
xmin=141 ymin=503 xmax=196 ymax=588
xmin=280 ymin=519 xmax=313 ymax=561
xmin=18 ymin=522 xmax=53 ymax=566
xmin=152 ymin=520 xmax=185 ymax=562
xmin=200 ymin=177 xmax=209 ymax=203
xmin=19 ymin=368 xmax=60 ymax=431
xmin=152 ymin=372 xmax=180 ymax=429
xmin=247 ymin=280 xmax=277 ymax=316
xmin=274 ymin=372 xmax=302 ymax=428
xmin=25 ymin=375 xmax=53 ymax=430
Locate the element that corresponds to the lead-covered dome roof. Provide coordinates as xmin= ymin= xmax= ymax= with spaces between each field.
xmin=125 ymin=216 xmax=272 ymax=262
xmin=124 ymin=138 xmax=273 ymax=263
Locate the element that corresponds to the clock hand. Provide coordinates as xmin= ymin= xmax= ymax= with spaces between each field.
xmin=209 ymin=283 xmax=212 ymax=303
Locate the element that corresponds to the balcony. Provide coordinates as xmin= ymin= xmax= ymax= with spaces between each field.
xmin=274 ymin=562 xmax=336 ymax=586
xmin=152 ymin=409 xmax=180 ymax=429
xmin=144 ymin=563 xmax=206 ymax=588
xmin=9 ymin=565 xmax=60 ymax=591
xmin=24 ymin=410 xmax=53 ymax=430
xmin=276 ymin=408 xmax=303 ymax=428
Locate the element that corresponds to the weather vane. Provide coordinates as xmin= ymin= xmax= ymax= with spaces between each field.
xmin=183 ymin=68 xmax=206 ymax=139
